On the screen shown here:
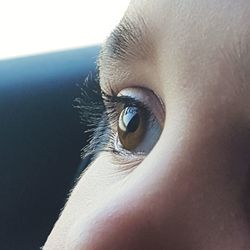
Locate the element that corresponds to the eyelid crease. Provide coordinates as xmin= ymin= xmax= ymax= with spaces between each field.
xmin=102 ymin=91 xmax=154 ymax=118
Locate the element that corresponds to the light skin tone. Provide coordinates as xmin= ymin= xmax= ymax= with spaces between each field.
xmin=43 ymin=0 xmax=250 ymax=249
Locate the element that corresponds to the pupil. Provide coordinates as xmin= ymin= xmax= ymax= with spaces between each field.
xmin=127 ymin=113 xmax=140 ymax=133
xmin=123 ymin=107 xmax=140 ymax=133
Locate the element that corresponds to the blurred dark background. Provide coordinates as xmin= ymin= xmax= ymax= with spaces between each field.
xmin=0 ymin=46 xmax=99 ymax=250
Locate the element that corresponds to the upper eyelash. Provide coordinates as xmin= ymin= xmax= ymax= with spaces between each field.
xmin=73 ymin=75 xmax=153 ymax=161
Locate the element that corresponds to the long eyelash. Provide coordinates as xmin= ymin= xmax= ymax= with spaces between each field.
xmin=73 ymin=75 xmax=107 ymax=160
xmin=73 ymin=74 xmax=151 ymax=161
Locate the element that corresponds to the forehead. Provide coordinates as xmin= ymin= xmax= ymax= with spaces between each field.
xmin=125 ymin=0 xmax=250 ymax=57
xmin=99 ymin=0 xmax=250 ymax=100
xmin=128 ymin=0 xmax=250 ymax=28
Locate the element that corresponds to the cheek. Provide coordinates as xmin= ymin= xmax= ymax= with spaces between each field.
xmin=44 ymin=122 xmax=250 ymax=249
xmin=43 ymin=154 xmax=131 ymax=249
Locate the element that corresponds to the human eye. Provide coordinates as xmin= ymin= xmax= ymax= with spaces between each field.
xmin=74 ymin=78 xmax=164 ymax=166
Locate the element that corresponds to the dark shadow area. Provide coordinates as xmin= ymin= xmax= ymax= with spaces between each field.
xmin=0 ymin=46 xmax=99 ymax=250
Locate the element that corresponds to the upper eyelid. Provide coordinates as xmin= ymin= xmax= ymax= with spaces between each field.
xmin=112 ymin=87 xmax=165 ymax=127
xmin=102 ymin=91 xmax=154 ymax=119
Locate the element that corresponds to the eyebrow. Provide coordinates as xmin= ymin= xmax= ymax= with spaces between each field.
xmin=99 ymin=15 xmax=151 ymax=63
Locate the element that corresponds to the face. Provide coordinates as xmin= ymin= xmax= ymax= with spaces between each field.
xmin=44 ymin=0 xmax=250 ymax=249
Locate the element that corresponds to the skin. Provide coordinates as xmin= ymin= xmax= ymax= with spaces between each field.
xmin=44 ymin=0 xmax=250 ymax=249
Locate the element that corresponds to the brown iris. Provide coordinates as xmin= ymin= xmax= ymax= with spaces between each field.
xmin=118 ymin=106 xmax=146 ymax=150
